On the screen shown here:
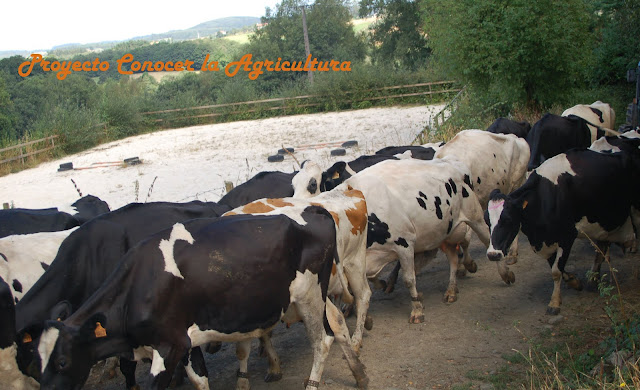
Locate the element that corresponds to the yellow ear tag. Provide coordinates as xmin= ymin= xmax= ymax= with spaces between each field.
xmin=94 ymin=322 xmax=107 ymax=338
xmin=332 ymin=171 xmax=340 ymax=179
xmin=22 ymin=333 xmax=32 ymax=343
xmin=522 ymin=200 xmax=528 ymax=209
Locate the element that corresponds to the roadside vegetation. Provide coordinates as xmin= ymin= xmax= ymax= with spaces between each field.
xmin=0 ymin=0 xmax=639 ymax=386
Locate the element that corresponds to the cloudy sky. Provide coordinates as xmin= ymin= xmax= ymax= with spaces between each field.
xmin=1 ymin=0 xmax=281 ymax=51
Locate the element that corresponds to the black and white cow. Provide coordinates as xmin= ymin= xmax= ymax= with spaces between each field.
xmin=486 ymin=149 xmax=639 ymax=315
xmin=0 ymin=229 xmax=76 ymax=390
xmin=0 ymin=269 xmax=39 ymax=389
xmin=14 ymin=201 xmax=231 ymax=389
xmin=375 ymin=142 xmax=444 ymax=160
xmin=311 ymin=155 xmax=399 ymax=193
xmin=434 ymin=130 xmax=530 ymax=264
xmin=486 ymin=118 xmax=531 ymax=138
xmin=293 ymin=158 xmax=507 ymax=322
xmin=0 ymin=195 xmax=110 ymax=238
xmin=526 ymin=113 xmax=594 ymax=170
xmin=29 ymin=210 xmax=369 ymax=390
xmin=218 ymin=171 xmax=297 ymax=209
xmin=562 ymin=101 xmax=616 ymax=134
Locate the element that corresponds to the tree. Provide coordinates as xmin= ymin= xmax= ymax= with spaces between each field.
xmin=590 ymin=0 xmax=640 ymax=84
xmin=246 ymin=0 xmax=366 ymax=92
xmin=360 ymin=0 xmax=430 ymax=70
xmin=422 ymin=0 xmax=592 ymax=107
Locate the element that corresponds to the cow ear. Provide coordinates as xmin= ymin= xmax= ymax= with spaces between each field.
xmin=79 ymin=313 xmax=107 ymax=340
xmin=50 ymin=301 xmax=73 ymax=322
xmin=334 ymin=162 xmax=346 ymax=175
xmin=18 ymin=322 xmax=45 ymax=345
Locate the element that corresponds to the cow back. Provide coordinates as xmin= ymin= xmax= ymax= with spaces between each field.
xmin=218 ymin=171 xmax=297 ymax=209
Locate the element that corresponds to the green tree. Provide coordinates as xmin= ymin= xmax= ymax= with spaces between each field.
xmin=591 ymin=0 xmax=640 ymax=84
xmin=422 ymin=0 xmax=592 ymax=108
xmin=247 ymin=0 xmax=366 ymax=92
xmin=360 ymin=0 xmax=430 ymax=70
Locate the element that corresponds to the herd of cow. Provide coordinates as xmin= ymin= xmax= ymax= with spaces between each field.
xmin=0 ymin=100 xmax=638 ymax=390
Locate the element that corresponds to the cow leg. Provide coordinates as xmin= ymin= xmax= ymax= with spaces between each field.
xmin=235 ymin=340 xmax=251 ymax=390
xmin=259 ymin=334 xmax=282 ymax=382
xmin=184 ymin=347 xmax=209 ymax=390
xmin=441 ymin=242 xmax=460 ymax=303
xmin=630 ymin=207 xmax=640 ymax=253
xmin=586 ymin=241 xmax=610 ymax=291
xmin=383 ymin=261 xmax=401 ymax=294
xmin=119 ymin=358 xmax=140 ymax=390
xmin=149 ymin=344 xmax=189 ymax=390
xmin=396 ymin=249 xmax=424 ymax=323
xmin=546 ymin=241 xmax=574 ymax=315
xmin=506 ymin=234 xmax=519 ymax=265
xmin=343 ymin=253 xmax=372 ymax=353
xmin=456 ymin=228 xmax=476 ymax=278
xmin=325 ymin=299 xmax=369 ymax=389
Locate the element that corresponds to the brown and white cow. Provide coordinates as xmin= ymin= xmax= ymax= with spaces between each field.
xmin=224 ymin=186 xmax=372 ymax=353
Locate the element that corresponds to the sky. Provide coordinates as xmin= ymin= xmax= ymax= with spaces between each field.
xmin=0 ymin=0 xmax=282 ymax=52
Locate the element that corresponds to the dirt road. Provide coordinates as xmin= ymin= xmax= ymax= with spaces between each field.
xmin=84 ymin=234 xmax=640 ymax=390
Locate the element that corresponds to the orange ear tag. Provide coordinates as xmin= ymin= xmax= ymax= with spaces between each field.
xmin=23 ymin=333 xmax=32 ymax=343
xmin=522 ymin=200 xmax=528 ymax=209
xmin=94 ymin=322 xmax=107 ymax=338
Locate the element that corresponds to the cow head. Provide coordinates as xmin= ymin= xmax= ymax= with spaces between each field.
xmin=37 ymin=313 xmax=107 ymax=390
xmin=486 ymin=189 xmax=526 ymax=261
xmin=323 ymin=161 xmax=350 ymax=191
xmin=69 ymin=195 xmax=110 ymax=224
xmin=292 ymin=161 xmax=323 ymax=198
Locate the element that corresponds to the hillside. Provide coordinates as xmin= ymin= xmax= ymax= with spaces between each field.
xmin=132 ymin=16 xmax=260 ymax=42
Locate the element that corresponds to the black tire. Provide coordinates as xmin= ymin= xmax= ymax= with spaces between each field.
xmin=124 ymin=157 xmax=141 ymax=166
xmin=58 ymin=162 xmax=73 ymax=171
xmin=268 ymin=154 xmax=284 ymax=162
xmin=331 ymin=148 xmax=346 ymax=156
xmin=277 ymin=147 xmax=295 ymax=155
xmin=342 ymin=140 xmax=358 ymax=148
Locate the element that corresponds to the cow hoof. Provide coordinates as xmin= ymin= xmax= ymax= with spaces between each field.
xmin=566 ymin=276 xmax=583 ymax=291
xmin=546 ymin=306 xmax=561 ymax=316
xmin=364 ymin=315 xmax=373 ymax=331
xmin=264 ymin=372 xmax=282 ymax=382
xmin=505 ymin=257 xmax=518 ymax=265
xmin=503 ymin=271 xmax=515 ymax=285
xmin=443 ymin=294 xmax=458 ymax=303
xmin=465 ymin=261 xmax=478 ymax=273
xmin=356 ymin=374 xmax=370 ymax=390
xmin=409 ymin=314 xmax=425 ymax=324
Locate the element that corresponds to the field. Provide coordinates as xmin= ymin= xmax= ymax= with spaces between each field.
xmin=4 ymin=104 xmax=638 ymax=389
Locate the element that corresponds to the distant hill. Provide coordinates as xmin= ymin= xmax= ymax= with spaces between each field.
xmin=0 ymin=16 xmax=261 ymax=59
xmin=132 ymin=16 xmax=260 ymax=42
xmin=0 ymin=50 xmax=34 ymax=59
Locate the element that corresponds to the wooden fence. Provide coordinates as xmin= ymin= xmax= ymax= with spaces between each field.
xmin=0 ymin=135 xmax=58 ymax=165
xmin=142 ymin=81 xmax=462 ymax=125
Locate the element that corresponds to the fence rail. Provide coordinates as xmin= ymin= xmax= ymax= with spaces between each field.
xmin=142 ymin=81 xmax=462 ymax=125
xmin=0 ymin=135 xmax=58 ymax=165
